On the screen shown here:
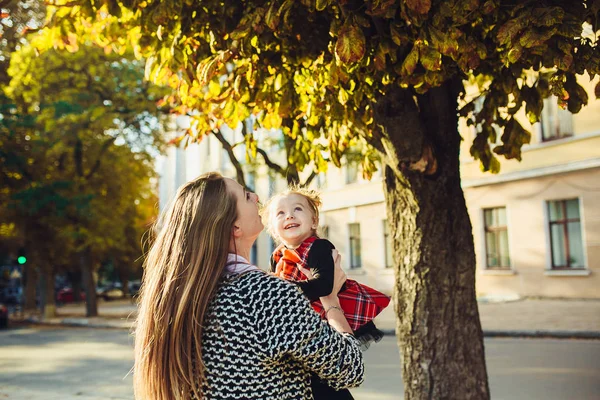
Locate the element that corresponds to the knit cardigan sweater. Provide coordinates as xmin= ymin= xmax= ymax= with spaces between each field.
xmin=197 ymin=270 xmax=365 ymax=399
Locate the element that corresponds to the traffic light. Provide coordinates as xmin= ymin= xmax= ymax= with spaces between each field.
xmin=17 ymin=248 xmax=26 ymax=265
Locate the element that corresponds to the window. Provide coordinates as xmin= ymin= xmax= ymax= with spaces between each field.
xmin=316 ymin=172 xmax=327 ymax=189
xmin=541 ymin=96 xmax=573 ymax=141
xmin=348 ymin=223 xmax=362 ymax=269
xmin=383 ymin=220 xmax=394 ymax=269
xmin=484 ymin=207 xmax=511 ymax=269
xmin=548 ymin=199 xmax=585 ymax=269
xmin=345 ymin=162 xmax=359 ymax=184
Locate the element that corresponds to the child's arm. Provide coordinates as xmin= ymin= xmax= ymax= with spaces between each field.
xmin=295 ymin=239 xmax=335 ymax=301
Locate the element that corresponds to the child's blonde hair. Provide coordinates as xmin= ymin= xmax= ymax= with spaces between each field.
xmin=261 ymin=185 xmax=322 ymax=242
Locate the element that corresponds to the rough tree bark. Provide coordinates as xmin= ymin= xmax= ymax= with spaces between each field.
xmin=42 ymin=269 xmax=56 ymax=318
xmin=377 ymin=80 xmax=490 ymax=399
xmin=23 ymin=265 xmax=37 ymax=313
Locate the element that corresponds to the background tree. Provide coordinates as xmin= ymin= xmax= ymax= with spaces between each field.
xmin=48 ymin=1 xmax=599 ymax=398
xmin=3 ymin=35 xmax=166 ymax=317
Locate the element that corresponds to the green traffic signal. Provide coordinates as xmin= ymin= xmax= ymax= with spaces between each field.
xmin=17 ymin=256 xmax=27 ymax=265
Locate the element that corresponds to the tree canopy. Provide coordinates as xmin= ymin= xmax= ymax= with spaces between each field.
xmin=0 ymin=25 xmax=166 ymax=314
xmin=46 ymin=0 xmax=600 ymax=176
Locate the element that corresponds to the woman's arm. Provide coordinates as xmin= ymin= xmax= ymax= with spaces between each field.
xmin=320 ymin=250 xmax=353 ymax=334
xmin=253 ymin=275 xmax=364 ymax=390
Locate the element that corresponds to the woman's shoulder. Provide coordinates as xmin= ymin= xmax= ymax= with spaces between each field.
xmin=227 ymin=270 xmax=302 ymax=295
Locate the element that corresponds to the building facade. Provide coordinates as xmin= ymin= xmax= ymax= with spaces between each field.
xmin=158 ymin=78 xmax=600 ymax=299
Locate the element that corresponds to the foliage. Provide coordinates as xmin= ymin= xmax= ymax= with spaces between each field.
xmin=0 ymin=36 xmax=164 ymax=277
xmin=45 ymin=0 xmax=600 ymax=175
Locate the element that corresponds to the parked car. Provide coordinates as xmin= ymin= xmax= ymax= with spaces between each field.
xmin=0 ymin=303 xmax=9 ymax=329
xmin=97 ymin=284 xmax=124 ymax=301
xmin=128 ymin=281 xmax=141 ymax=298
xmin=56 ymin=288 xmax=86 ymax=303
xmin=2 ymin=287 xmax=21 ymax=305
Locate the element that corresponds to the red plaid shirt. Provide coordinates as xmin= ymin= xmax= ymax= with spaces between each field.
xmin=272 ymin=236 xmax=391 ymax=331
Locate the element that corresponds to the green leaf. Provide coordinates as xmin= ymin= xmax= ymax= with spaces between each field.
xmin=497 ymin=18 xmax=526 ymax=46
xmin=401 ymin=44 xmax=420 ymax=75
xmin=507 ymin=45 xmax=523 ymax=64
xmin=494 ymin=118 xmax=531 ymax=161
xmin=374 ymin=44 xmax=386 ymax=71
xmin=335 ymin=22 xmax=366 ymax=64
xmin=420 ymin=46 xmax=442 ymax=71
xmin=390 ymin=24 xmax=407 ymax=46
xmin=265 ymin=1 xmax=280 ymax=31
xmin=316 ymin=0 xmax=331 ymax=12
xmin=406 ymin=0 xmax=432 ymax=14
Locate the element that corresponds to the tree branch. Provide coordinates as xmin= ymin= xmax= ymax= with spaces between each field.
xmin=255 ymin=147 xmax=286 ymax=177
xmin=85 ymin=136 xmax=117 ymax=180
xmin=301 ymin=170 xmax=317 ymax=187
xmin=212 ymin=129 xmax=247 ymax=188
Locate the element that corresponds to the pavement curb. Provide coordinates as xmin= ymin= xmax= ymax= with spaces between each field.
xmin=17 ymin=319 xmax=600 ymax=340
xmin=482 ymin=329 xmax=600 ymax=340
xmin=381 ymin=328 xmax=600 ymax=340
xmin=22 ymin=316 xmax=134 ymax=330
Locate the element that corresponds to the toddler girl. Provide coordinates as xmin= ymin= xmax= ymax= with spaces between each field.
xmin=263 ymin=186 xmax=391 ymax=400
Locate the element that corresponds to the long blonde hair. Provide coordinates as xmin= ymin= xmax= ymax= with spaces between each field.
xmin=134 ymin=172 xmax=237 ymax=399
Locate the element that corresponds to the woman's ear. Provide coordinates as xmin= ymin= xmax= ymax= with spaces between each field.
xmin=232 ymin=223 xmax=243 ymax=239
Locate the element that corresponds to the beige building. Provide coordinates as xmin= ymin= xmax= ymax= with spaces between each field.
xmin=158 ymin=78 xmax=600 ymax=300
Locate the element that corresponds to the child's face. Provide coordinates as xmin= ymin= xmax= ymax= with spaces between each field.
xmin=270 ymin=193 xmax=317 ymax=247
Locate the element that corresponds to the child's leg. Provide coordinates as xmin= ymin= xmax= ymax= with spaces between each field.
xmin=310 ymin=372 xmax=355 ymax=400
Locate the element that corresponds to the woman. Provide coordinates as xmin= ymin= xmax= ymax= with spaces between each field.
xmin=134 ymin=172 xmax=364 ymax=399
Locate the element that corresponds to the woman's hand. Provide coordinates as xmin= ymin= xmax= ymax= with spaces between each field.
xmin=320 ymin=250 xmax=346 ymax=306
xmin=330 ymin=249 xmax=346 ymax=294
xmin=320 ymin=250 xmax=352 ymax=334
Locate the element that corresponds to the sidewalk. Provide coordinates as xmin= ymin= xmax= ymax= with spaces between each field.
xmin=14 ymin=297 xmax=600 ymax=339
xmin=374 ymin=298 xmax=600 ymax=339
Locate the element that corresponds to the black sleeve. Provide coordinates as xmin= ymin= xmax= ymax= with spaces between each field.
xmin=294 ymin=239 xmax=335 ymax=301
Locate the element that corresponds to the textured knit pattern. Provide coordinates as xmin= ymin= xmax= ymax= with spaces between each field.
xmin=197 ymin=271 xmax=364 ymax=399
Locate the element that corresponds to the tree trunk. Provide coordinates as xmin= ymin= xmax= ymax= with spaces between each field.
xmin=43 ymin=269 xmax=56 ymax=318
xmin=23 ymin=265 xmax=37 ymax=313
xmin=80 ymin=246 xmax=98 ymax=317
xmin=378 ymin=81 xmax=490 ymax=399
xmin=120 ymin=273 xmax=129 ymax=298
xmin=69 ymin=269 xmax=83 ymax=303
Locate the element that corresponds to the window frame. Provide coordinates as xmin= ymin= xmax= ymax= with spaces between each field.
xmin=348 ymin=223 xmax=362 ymax=269
xmin=483 ymin=207 xmax=511 ymax=270
xmin=547 ymin=199 xmax=585 ymax=270
xmin=540 ymin=96 xmax=574 ymax=142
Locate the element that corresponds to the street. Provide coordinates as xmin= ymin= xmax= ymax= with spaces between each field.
xmin=0 ymin=325 xmax=599 ymax=400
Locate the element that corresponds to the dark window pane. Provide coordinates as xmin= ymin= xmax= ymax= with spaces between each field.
xmin=566 ymin=199 xmax=580 ymax=219
xmin=548 ymin=201 xmax=564 ymax=222
xmin=349 ymin=223 xmax=361 ymax=269
xmin=567 ymin=222 xmax=584 ymax=268
xmin=550 ymin=224 xmax=567 ymax=267
xmin=498 ymin=230 xmax=510 ymax=267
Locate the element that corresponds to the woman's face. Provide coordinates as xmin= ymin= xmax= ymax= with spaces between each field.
xmin=224 ymin=178 xmax=263 ymax=241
